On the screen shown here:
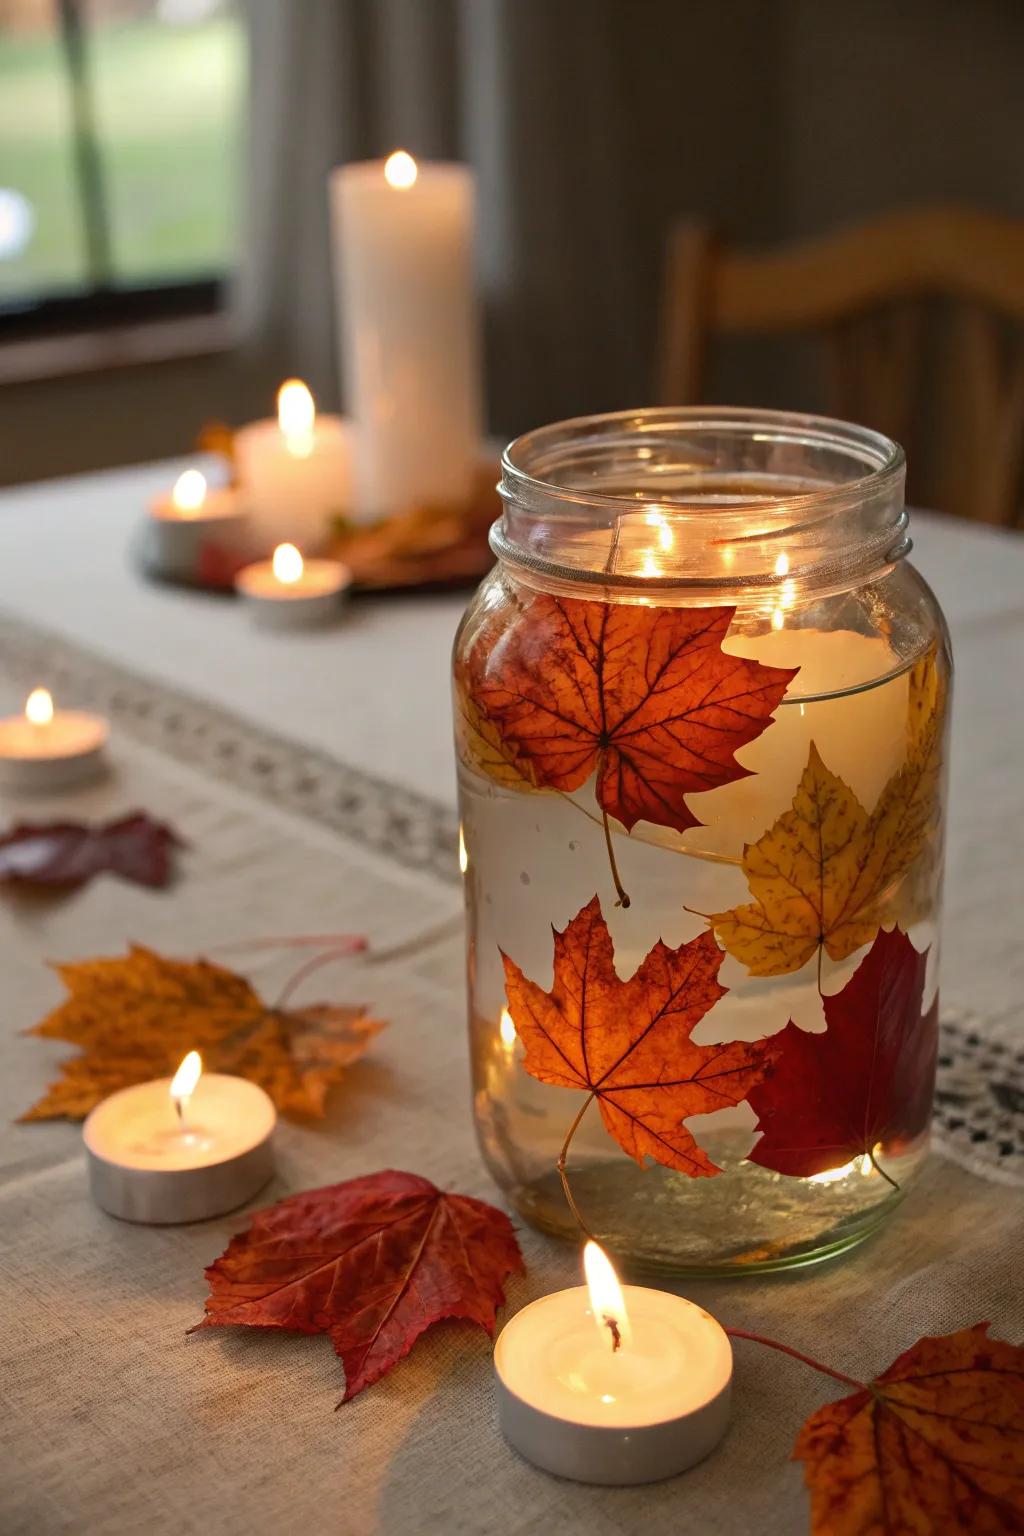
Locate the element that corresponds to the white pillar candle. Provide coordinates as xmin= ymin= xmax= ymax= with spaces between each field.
xmin=330 ymin=150 xmax=482 ymax=521
xmin=0 ymin=688 xmax=107 ymax=792
xmin=146 ymin=469 xmax=248 ymax=580
xmin=494 ymin=1243 xmax=732 ymax=1484
xmin=234 ymin=541 xmax=352 ymax=628
xmin=83 ymin=1051 xmax=276 ymax=1225
xmin=235 ymin=381 xmax=353 ymax=551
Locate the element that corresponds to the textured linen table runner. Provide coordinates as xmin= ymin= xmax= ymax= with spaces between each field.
xmin=1 ymin=614 xmax=1021 ymax=1536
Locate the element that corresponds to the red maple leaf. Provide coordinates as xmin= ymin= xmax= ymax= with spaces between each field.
xmin=466 ymin=593 xmax=796 ymax=836
xmin=192 ymin=1170 xmax=524 ymax=1402
xmin=196 ymin=539 xmax=250 ymax=589
xmin=794 ymin=1323 xmax=1024 ymax=1534
xmin=502 ymin=896 xmax=781 ymax=1176
xmin=0 ymin=812 xmax=182 ymax=890
xmin=746 ymin=926 xmax=938 ymax=1179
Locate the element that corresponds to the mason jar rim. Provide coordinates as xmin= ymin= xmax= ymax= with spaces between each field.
xmin=493 ymin=406 xmax=909 ymax=596
xmin=500 ymin=405 xmax=905 ymax=518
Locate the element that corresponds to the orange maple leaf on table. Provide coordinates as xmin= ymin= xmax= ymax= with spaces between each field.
xmin=463 ymin=593 xmax=796 ymax=903
xmin=793 ymin=1323 xmax=1024 ymax=1535
xmin=502 ymin=897 xmax=780 ymax=1222
xmin=710 ymin=646 xmax=947 ymax=978
xmin=20 ymin=945 xmax=383 ymax=1122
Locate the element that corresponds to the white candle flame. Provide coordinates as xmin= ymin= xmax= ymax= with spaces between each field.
xmin=458 ymin=823 xmax=468 ymax=874
xmin=277 ymin=379 xmax=316 ymax=458
xmin=583 ymin=1240 xmax=632 ymax=1351
xmin=172 ymin=469 xmax=207 ymax=515
xmin=170 ymin=1050 xmax=202 ymax=1122
xmin=499 ymin=1007 xmax=516 ymax=1054
xmin=773 ymin=552 xmax=790 ymax=577
xmin=25 ymin=687 xmax=53 ymax=727
xmin=384 ymin=149 xmax=418 ymax=190
xmin=272 ymin=543 xmax=304 ymax=585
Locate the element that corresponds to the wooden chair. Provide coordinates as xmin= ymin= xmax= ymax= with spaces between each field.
xmin=657 ymin=207 xmax=1024 ymax=526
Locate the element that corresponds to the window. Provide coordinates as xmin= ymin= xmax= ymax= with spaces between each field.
xmin=0 ymin=0 xmax=245 ymax=336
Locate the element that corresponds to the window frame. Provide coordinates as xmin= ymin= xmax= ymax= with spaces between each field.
xmin=0 ymin=0 xmax=237 ymax=344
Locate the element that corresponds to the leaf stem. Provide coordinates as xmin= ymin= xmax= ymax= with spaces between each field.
xmin=725 ymin=1329 xmax=864 ymax=1390
xmin=210 ymin=933 xmax=368 ymax=955
xmin=868 ymin=1147 xmax=900 ymax=1191
xmin=558 ymin=1093 xmax=597 ymax=1240
xmin=601 ymin=807 xmax=631 ymax=908
xmin=275 ymin=945 xmax=366 ymax=1011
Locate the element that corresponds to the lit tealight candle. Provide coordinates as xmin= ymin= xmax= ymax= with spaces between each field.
xmin=234 ymin=380 xmax=354 ymax=549
xmin=83 ymin=1051 xmax=276 ymax=1225
xmin=0 ymin=687 xmax=108 ymax=792
xmin=234 ymin=541 xmax=352 ymax=627
xmin=494 ymin=1242 xmax=732 ymax=1484
xmin=145 ymin=468 xmax=248 ymax=580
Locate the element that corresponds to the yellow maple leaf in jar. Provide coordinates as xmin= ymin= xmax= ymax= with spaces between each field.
xmin=710 ymin=647 xmax=948 ymax=977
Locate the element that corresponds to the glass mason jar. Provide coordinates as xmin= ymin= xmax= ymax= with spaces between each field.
xmin=453 ymin=408 xmax=950 ymax=1276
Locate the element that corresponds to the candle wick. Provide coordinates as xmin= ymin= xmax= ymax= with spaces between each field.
xmin=174 ymin=1096 xmax=186 ymax=1127
xmin=603 ymin=1315 xmax=622 ymax=1353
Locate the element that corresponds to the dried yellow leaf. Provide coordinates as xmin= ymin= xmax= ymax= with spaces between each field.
xmin=21 ymin=945 xmax=383 ymax=1122
xmin=453 ymin=673 xmax=542 ymax=792
xmin=711 ymin=647 xmax=947 ymax=976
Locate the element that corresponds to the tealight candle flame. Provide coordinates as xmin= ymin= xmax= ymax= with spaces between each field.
xmin=384 ymin=149 xmax=418 ymax=190
xmin=773 ymin=552 xmax=790 ymax=577
xmin=25 ymin=687 xmax=53 ymax=727
xmin=499 ymin=1007 xmax=516 ymax=1054
xmin=170 ymin=1050 xmax=202 ymax=1124
xmin=172 ymin=468 xmax=207 ymax=515
xmin=639 ymin=550 xmax=661 ymax=579
xmin=458 ymin=823 xmax=468 ymax=875
xmin=583 ymin=1240 xmax=632 ymax=1352
xmin=277 ymin=379 xmax=316 ymax=458
xmin=272 ymin=543 xmax=304 ymax=585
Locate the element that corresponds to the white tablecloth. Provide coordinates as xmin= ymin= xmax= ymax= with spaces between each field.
xmin=1 ymin=464 xmax=1022 ymax=1536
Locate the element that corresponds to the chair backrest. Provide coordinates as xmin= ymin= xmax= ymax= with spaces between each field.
xmin=657 ymin=207 xmax=1024 ymax=526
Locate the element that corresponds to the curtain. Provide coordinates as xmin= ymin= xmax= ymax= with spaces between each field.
xmin=238 ymin=0 xmax=707 ymax=434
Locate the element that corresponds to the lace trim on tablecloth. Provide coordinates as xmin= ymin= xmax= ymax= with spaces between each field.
xmin=0 ymin=613 xmax=459 ymax=884
xmin=1 ymin=611 xmax=1020 ymax=1184
xmin=934 ymin=1010 xmax=1024 ymax=1187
